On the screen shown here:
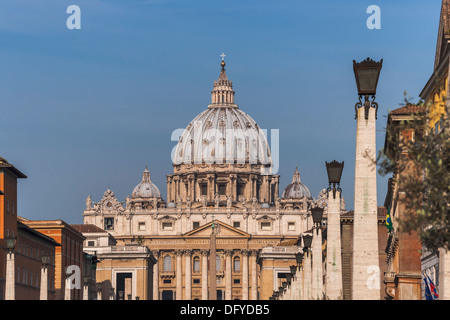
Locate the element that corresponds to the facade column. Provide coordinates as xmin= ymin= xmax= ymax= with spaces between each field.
xmin=185 ymin=250 xmax=192 ymax=300
xmin=40 ymin=264 xmax=48 ymax=300
xmin=5 ymin=250 xmax=15 ymax=300
xmin=250 ymin=250 xmax=258 ymax=300
xmin=242 ymin=250 xmax=249 ymax=300
xmin=201 ymin=250 xmax=209 ymax=300
xmin=325 ymin=190 xmax=343 ymax=299
xmin=225 ymin=249 xmax=233 ymax=300
xmin=176 ymin=250 xmax=183 ymax=300
xmin=352 ymin=104 xmax=380 ymax=300
xmin=152 ymin=250 xmax=160 ymax=300
xmin=303 ymin=250 xmax=312 ymax=300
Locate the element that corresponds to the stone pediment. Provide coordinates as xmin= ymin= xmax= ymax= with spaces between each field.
xmin=183 ymin=220 xmax=250 ymax=238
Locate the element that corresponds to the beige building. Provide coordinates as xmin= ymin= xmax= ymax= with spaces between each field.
xmin=81 ymin=59 xmax=346 ymax=300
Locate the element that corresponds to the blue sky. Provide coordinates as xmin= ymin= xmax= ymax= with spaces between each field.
xmin=0 ymin=0 xmax=441 ymax=223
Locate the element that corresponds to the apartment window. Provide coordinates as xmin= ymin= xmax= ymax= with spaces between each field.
xmin=162 ymin=222 xmax=173 ymax=231
xmin=288 ymin=222 xmax=295 ymax=231
xmin=234 ymin=257 xmax=240 ymax=272
xmin=163 ymin=256 xmax=172 ymax=272
xmin=201 ymin=184 xmax=208 ymax=196
xmin=193 ymin=222 xmax=200 ymax=230
xmin=233 ymin=221 xmax=240 ymax=229
xmin=87 ymin=241 xmax=95 ymax=247
xmin=138 ymin=222 xmax=146 ymax=231
xmin=237 ymin=183 xmax=245 ymax=195
xmin=193 ymin=257 xmax=200 ymax=273
xmin=260 ymin=222 xmax=271 ymax=231
xmin=216 ymin=255 xmax=221 ymax=271
xmin=104 ymin=217 xmax=114 ymax=230
xmin=218 ymin=184 xmax=226 ymax=195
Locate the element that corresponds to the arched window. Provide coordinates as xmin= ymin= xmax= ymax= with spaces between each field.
xmin=163 ymin=255 xmax=172 ymax=272
xmin=193 ymin=256 xmax=200 ymax=273
xmin=234 ymin=257 xmax=240 ymax=272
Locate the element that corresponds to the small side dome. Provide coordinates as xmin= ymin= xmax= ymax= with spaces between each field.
xmin=131 ymin=166 xmax=161 ymax=199
xmin=281 ymin=167 xmax=312 ymax=199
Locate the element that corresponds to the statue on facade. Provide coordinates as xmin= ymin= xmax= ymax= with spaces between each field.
xmin=125 ymin=196 xmax=131 ymax=210
xmin=186 ymin=196 xmax=191 ymax=209
xmin=201 ymin=195 xmax=207 ymax=209
xmin=227 ymin=195 xmax=232 ymax=209
xmin=86 ymin=196 xmax=92 ymax=210
xmin=214 ymin=193 xmax=220 ymax=208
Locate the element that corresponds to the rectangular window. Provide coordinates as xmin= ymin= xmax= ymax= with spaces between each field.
xmin=138 ymin=222 xmax=146 ymax=231
xmin=193 ymin=222 xmax=200 ymax=230
xmin=233 ymin=221 xmax=240 ymax=229
xmin=260 ymin=222 xmax=271 ymax=230
xmin=237 ymin=183 xmax=245 ymax=195
xmin=163 ymin=279 xmax=171 ymax=284
xmin=233 ymin=279 xmax=240 ymax=284
xmin=193 ymin=279 xmax=200 ymax=284
xmin=87 ymin=241 xmax=95 ymax=247
xmin=218 ymin=184 xmax=226 ymax=195
xmin=201 ymin=184 xmax=208 ymax=195
xmin=162 ymin=222 xmax=173 ymax=230
xmin=288 ymin=222 xmax=295 ymax=231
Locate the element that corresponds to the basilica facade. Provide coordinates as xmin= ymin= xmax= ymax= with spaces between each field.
xmin=81 ymin=59 xmax=345 ymax=300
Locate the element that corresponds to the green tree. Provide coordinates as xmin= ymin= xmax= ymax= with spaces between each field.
xmin=377 ymin=96 xmax=449 ymax=252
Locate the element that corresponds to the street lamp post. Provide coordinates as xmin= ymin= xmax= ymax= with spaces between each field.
xmin=310 ymin=206 xmax=324 ymax=300
xmin=302 ymin=234 xmax=313 ymax=299
xmin=325 ymin=160 xmax=344 ymax=300
xmin=5 ymin=236 xmax=16 ymax=300
xmin=40 ymin=255 xmax=49 ymax=300
xmin=352 ymin=57 xmax=382 ymax=300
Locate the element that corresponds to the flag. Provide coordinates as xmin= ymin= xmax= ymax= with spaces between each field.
xmin=385 ymin=207 xmax=393 ymax=232
xmin=427 ymin=274 xmax=439 ymax=299
xmin=423 ymin=276 xmax=433 ymax=300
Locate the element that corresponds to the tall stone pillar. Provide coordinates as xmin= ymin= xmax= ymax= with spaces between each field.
xmin=185 ymin=250 xmax=192 ymax=300
xmin=225 ymin=249 xmax=232 ymax=300
xmin=64 ymin=277 xmax=71 ymax=300
xmin=303 ymin=250 xmax=312 ymax=300
xmin=83 ymin=283 xmax=89 ymax=300
xmin=40 ymin=264 xmax=48 ymax=300
xmin=311 ymin=226 xmax=323 ymax=300
xmin=176 ymin=250 xmax=183 ymax=300
xmin=325 ymin=190 xmax=343 ymax=299
xmin=242 ymin=250 xmax=249 ymax=300
xmin=250 ymin=250 xmax=258 ymax=300
xmin=152 ymin=250 xmax=160 ymax=300
xmin=352 ymin=104 xmax=380 ymax=300
xmin=201 ymin=250 xmax=208 ymax=300
xmin=5 ymin=251 xmax=15 ymax=300
xmin=297 ymin=266 xmax=304 ymax=300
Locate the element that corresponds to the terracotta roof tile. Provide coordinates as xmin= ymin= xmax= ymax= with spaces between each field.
xmin=71 ymin=224 xmax=107 ymax=233
xmin=389 ymin=104 xmax=425 ymax=115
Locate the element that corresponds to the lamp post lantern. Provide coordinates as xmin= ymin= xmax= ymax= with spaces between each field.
xmin=326 ymin=160 xmax=344 ymax=199
xmin=353 ymin=58 xmax=383 ymax=120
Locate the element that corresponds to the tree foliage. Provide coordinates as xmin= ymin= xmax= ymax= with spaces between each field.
xmin=377 ymin=96 xmax=449 ymax=252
